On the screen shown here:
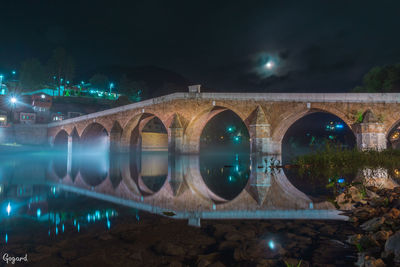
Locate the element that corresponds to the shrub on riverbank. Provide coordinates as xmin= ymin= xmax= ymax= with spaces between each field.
xmin=295 ymin=144 xmax=400 ymax=173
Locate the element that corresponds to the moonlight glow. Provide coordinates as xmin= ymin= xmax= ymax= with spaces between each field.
xmin=265 ymin=61 xmax=275 ymax=69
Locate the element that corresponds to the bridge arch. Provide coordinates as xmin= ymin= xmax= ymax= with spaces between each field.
xmin=121 ymin=112 xmax=168 ymax=152
xmin=183 ymin=105 xmax=250 ymax=153
xmin=272 ymin=107 xmax=355 ymax=153
xmin=53 ymin=129 xmax=69 ymax=150
xmin=80 ymin=122 xmax=109 ymax=152
xmin=387 ymin=119 xmax=400 ymax=149
xmin=81 ymin=122 xmax=109 ymax=138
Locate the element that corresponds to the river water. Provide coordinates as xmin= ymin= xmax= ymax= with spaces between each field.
xmin=0 ymin=149 xmax=398 ymax=256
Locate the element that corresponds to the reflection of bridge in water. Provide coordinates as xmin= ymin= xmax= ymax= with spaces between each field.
xmin=47 ymin=153 xmax=346 ymax=226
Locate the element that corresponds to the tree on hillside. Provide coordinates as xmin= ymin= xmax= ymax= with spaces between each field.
xmin=118 ymin=74 xmax=145 ymax=101
xmin=89 ymin=74 xmax=109 ymax=90
xmin=353 ymin=64 xmax=400 ymax=92
xmin=19 ymin=58 xmax=47 ymax=91
xmin=47 ymin=47 xmax=75 ymax=94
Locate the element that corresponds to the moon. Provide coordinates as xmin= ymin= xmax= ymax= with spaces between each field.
xmin=265 ymin=61 xmax=275 ymax=70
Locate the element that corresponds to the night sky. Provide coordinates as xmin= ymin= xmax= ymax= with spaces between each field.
xmin=1 ymin=1 xmax=400 ymax=92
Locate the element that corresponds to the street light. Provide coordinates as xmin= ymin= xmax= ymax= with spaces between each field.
xmin=9 ymin=96 xmax=17 ymax=123
xmin=109 ymin=82 xmax=114 ymax=94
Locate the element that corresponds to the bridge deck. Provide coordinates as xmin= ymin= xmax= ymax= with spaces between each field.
xmin=48 ymin=92 xmax=400 ymax=127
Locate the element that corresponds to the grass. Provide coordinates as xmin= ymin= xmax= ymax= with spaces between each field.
xmin=355 ymin=243 xmax=363 ymax=252
xmin=285 ymin=259 xmax=302 ymax=267
xmin=294 ymin=143 xmax=400 ymax=177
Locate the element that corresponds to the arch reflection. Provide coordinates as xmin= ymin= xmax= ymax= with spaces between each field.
xmin=53 ymin=153 xmax=68 ymax=179
xmin=79 ymin=154 xmax=109 ymax=187
xmin=199 ymin=152 xmax=250 ymax=201
xmin=137 ymin=152 xmax=168 ymax=195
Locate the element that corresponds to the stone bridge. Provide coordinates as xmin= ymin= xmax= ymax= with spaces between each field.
xmin=47 ymin=88 xmax=400 ymax=154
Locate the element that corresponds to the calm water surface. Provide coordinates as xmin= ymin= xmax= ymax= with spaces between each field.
xmin=0 ymin=149 xmax=398 ymax=245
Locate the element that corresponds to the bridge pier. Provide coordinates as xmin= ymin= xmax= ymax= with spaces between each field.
xmin=354 ymin=110 xmax=387 ymax=151
xmin=247 ymin=154 xmax=272 ymax=204
xmin=67 ymin=135 xmax=73 ymax=175
xmin=249 ymin=106 xmax=273 ymax=154
xmin=168 ymin=155 xmax=185 ymax=196
xmin=168 ymin=114 xmax=183 ymax=154
xmin=110 ymin=132 xmax=121 ymax=153
xmin=249 ymin=124 xmax=272 ymax=154
xmin=48 ymin=136 xmax=54 ymax=147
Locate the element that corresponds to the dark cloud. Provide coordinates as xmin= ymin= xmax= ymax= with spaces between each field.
xmin=1 ymin=0 xmax=400 ymax=92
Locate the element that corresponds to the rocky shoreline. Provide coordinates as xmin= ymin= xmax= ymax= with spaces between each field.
xmin=339 ymin=186 xmax=400 ymax=267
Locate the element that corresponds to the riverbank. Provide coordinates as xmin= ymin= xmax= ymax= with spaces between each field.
xmin=339 ymin=185 xmax=400 ymax=266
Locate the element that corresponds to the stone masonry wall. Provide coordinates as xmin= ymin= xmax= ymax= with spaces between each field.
xmin=141 ymin=132 xmax=168 ymax=151
xmin=0 ymin=124 xmax=48 ymax=145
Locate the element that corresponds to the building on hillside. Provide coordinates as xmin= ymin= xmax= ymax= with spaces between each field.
xmin=0 ymin=111 xmax=7 ymax=126
xmin=0 ymin=84 xmax=8 ymax=95
xmin=19 ymin=112 xmax=36 ymax=124
xmin=50 ymin=102 xmax=86 ymax=122
xmin=31 ymin=93 xmax=53 ymax=123
xmin=12 ymin=95 xmax=36 ymax=124
xmin=22 ymin=88 xmax=58 ymax=97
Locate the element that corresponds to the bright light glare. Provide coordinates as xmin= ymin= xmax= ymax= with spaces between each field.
xmin=268 ymin=240 xmax=275 ymax=249
xmin=335 ymin=124 xmax=344 ymax=129
xmin=41 ymin=94 xmax=46 ymax=99
xmin=265 ymin=61 xmax=275 ymax=69
xmin=6 ymin=202 xmax=11 ymax=216
xmin=10 ymin=97 xmax=17 ymax=104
